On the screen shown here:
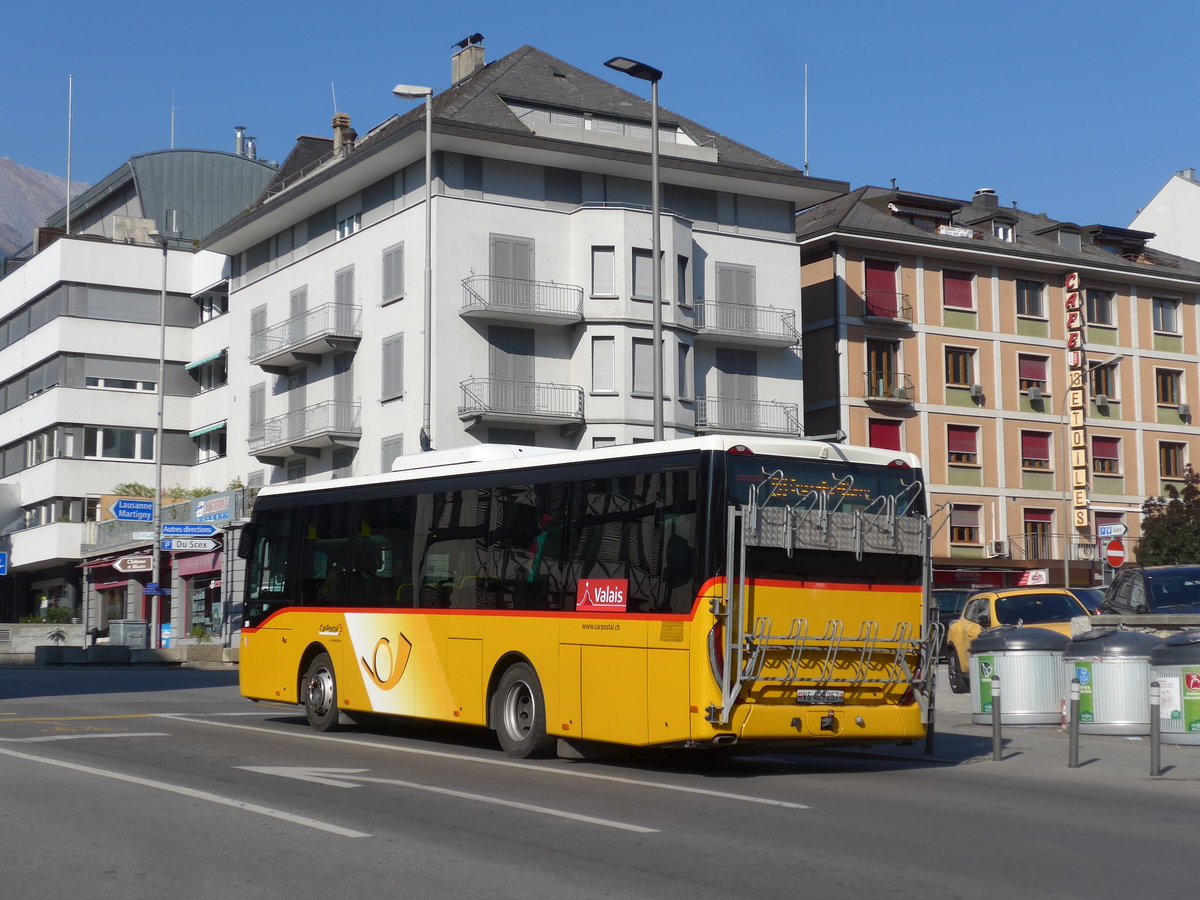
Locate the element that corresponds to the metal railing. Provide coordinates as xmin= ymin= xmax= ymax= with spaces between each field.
xmin=695 ymin=396 xmax=801 ymax=435
xmin=248 ymin=400 xmax=361 ymax=451
xmin=1003 ymin=533 xmax=1111 ymax=562
xmin=458 ymin=378 xmax=584 ymax=420
xmin=693 ymin=301 xmax=798 ymax=343
xmin=862 ymin=290 xmax=913 ymax=322
xmin=249 ymin=302 xmax=362 ymax=363
xmin=864 ymin=370 xmax=915 ymax=402
xmin=461 ymin=276 xmax=583 ymax=318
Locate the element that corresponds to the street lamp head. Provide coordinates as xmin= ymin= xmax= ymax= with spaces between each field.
xmin=604 ymin=56 xmax=662 ymax=83
xmin=392 ymin=84 xmax=433 ymax=100
xmin=147 ymin=229 xmax=168 ymax=247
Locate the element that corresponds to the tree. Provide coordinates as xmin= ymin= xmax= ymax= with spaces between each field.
xmin=1137 ymin=464 xmax=1200 ymax=565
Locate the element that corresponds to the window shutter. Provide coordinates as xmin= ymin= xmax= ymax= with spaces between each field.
xmin=335 ymin=267 xmax=355 ymax=305
xmin=943 ymin=270 xmax=973 ymax=308
xmin=1021 ymin=432 xmax=1050 ymax=458
xmin=1024 ymin=509 xmax=1053 ymax=523
xmin=1018 ymin=355 xmax=1046 ymax=381
xmin=381 ymin=434 xmax=404 ymax=471
xmin=949 ymin=506 xmax=978 ymax=527
xmin=633 ymin=338 xmax=653 ymax=394
xmin=947 ymin=425 xmax=977 ymax=453
xmin=592 ymin=247 xmax=615 ymax=295
xmin=868 ymin=419 xmax=902 ymax=451
xmin=591 ymin=337 xmax=615 ymax=393
xmin=383 ymin=244 xmax=404 ymax=300
xmin=1093 ymin=436 xmax=1119 ymax=458
xmin=864 ymin=259 xmax=897 ymax=294
xmin=633 ymin=249 xmax=653 ymax=299
xmin=382 ymin=334 xmax=404 ymax=399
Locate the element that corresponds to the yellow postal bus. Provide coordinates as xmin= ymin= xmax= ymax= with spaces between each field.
xmin=238 ymin=436 xmax=933 ymax=757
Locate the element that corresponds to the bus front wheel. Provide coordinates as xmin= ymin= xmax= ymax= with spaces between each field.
xmin=303 ymin=652 xmax=341 ymax=731
xmin=494 ymin=663 xmax=555 ymax=759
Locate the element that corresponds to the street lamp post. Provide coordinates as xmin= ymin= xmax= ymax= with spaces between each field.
xmin=147 ymin=230 xmax=169 ymax=648
xmin=605 ymin=56 xmax=664 ymax=441
xmin=393 ymin=84 xmax=435 ymax=451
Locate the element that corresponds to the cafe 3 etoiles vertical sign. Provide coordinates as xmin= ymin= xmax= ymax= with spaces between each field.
xmin=1064 ymin=272 xmax=1091 ymax=532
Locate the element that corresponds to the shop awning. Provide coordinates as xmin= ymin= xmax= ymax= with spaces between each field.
xmin=188 ymin=421 xmax=227 ymax=438
xmin=185 ymin=349 xmax=226 ymax=371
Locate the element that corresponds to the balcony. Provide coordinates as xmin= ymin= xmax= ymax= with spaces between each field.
xmin=460 ymin=276 xmax=583 ymax=325
xmin=458 ymin=378 xmax=584 ymax=427
xmin=861 ymin=291 xmax=913 ymax=324
xmin=695 ymin=396 xmax=801 ymax=436
xmin=249 ymin=400 xmax=361 ymax=461
xmin=1002 ymin=534 xmax=1105 ymax=562
xmin=249 ymin=302 xmax=362 ymax=372
xmin=692 ymin=301 xmax=799 ymax=348
xmin=864 ymin=370 xmax=915 ymax=405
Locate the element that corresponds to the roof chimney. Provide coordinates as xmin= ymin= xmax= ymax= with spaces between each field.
xmin=973 ymin=188 xmax=999 ymax=210
xmin=245 ymin=137 xmax=258 ymax=161
xmin=331 ymin=113 xmax=357 ymax=157
xmin=234 ymin=125 xmax=246 ymax=157
xmin=1181 ymin=168 xmax=1196 ymax=182
xmin=451 ymin=33 xmax=486 ymax=84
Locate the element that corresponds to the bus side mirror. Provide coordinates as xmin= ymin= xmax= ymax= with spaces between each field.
xmin=237 ymin=524 xmax=258 ymax=560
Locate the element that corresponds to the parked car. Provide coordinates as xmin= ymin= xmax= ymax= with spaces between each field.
xmin=945 ymin=588 xmax=1090 ymax=693
xmin=1102 ymin=566 xmax=1200 ymax=615
xmin=930 ymin=588 xmax=972 ymax=659
xmin=1066 ymin=587 xmax=1105 ymax=614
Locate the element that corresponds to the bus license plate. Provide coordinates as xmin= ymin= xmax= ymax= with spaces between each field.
xmin=796 ymin=689 xmax=844 ymax=705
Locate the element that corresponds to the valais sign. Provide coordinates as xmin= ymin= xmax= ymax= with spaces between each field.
xmin=577 ymin=579 xmax=628 ymax=612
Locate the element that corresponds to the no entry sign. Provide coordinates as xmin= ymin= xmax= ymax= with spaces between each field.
xmin=1105 ymin=539 xmax=1126 ymax=568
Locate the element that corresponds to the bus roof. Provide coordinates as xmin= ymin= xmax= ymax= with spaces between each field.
xmin=255 ymin=435 xmax=923 ymax=502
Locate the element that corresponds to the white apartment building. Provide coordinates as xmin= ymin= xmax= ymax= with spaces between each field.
xmin=204 ymin=42 xmax=847 ymax=489
xmin=0 ymin=148 xmax=275 ymax=625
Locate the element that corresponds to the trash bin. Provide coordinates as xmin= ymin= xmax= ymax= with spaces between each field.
xmin=110 ymin=619 xmax=149 ymax=649
xmin=1149 ymin=630 xmax=1200 ymax=746
xmin=1063 ymin=628 xmax=1162 ymax=735
xmin=969 ymin=625 xmax=1069 ymax=725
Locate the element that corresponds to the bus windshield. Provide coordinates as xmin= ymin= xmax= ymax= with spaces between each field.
xmin=725 ymin=454 xmax=925 ymax=517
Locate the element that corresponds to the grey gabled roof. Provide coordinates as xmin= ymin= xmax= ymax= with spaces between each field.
xmin=795 ymin=185 xmax=1200 ymax=280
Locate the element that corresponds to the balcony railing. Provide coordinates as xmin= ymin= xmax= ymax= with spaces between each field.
xmin=862 ymin=291 xmax=913 ymax=323
xmin=864 ymin=370 xmax=915 ymax=403
xmin=1003 ymin=534 xmax=1109 ymax=562
xmin=695 ymin=396 xmax=801 ymax=436
xmin=460 ymin=276 xmax=583 ymax=324
xmin=250 ymin=302 xmax=362 ymax=370
xmin=248 ymin=399 xmax=361 ymax=457
xmin=458 ymin=378 xmax=584 ymax=425
xmin=692 ymin=301 xmax=799 ymax=348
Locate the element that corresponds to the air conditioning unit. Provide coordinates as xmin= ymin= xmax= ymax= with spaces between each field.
xmin=988 ymin=540 xmax=1008 ymax=558
xmin=969 ymin=383 xmax=984 ymax=398
xmin=1180 ymin=402 xmax=1192 ymax=420
xmin=1077 ymin=544 xmax=1097 ymax=560
xmin=892 ymin=386 xmax=909 ymax=400
xmin=1094 ymin=394 xmax=1109 ymax=407
xmin=1028 ymin=386 xmax=1043 ymax=401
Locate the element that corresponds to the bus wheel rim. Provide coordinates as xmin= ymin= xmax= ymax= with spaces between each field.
xmin=309 ymin=668 xmax=334 ymax=717
xmin=503 ymin=681 xmax=533 ymax=739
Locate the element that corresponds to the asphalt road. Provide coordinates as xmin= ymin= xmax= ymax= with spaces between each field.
xmin=1 ymin=665 xmax=1195 ymax=899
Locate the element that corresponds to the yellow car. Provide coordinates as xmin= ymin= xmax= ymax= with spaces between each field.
xmin=945 ymin=588 xmax=1090 ymax=693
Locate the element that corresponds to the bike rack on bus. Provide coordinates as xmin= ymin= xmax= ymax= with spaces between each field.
xmin=706 ymin=480 xmax=936 ymax=727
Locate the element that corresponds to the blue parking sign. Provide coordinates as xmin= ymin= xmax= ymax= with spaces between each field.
xmin=0 ymin=551 xmax=7 ymax=575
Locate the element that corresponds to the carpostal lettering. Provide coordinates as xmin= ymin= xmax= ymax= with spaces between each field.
xmin=577 ymin=578 xmax=629 ymax=612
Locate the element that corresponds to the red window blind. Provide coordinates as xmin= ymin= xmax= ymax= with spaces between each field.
xmin=943 ymin=270 xmax=974 ymax=309
xmin=1093 ymin=436 xmax=1119 ymax=458
xmin=949 ymin=506 xmax=979 ymax=527
xmin=947 ymin=425 xmax=977 ymax=453
xmin=1021 ymin=432 xmax=1050 ymax=457
xmin=1024 ymin=509 xmax=1053 ymax=523
xmin=1018 ymin=355 xmax=1046 ymax=380
xmin=868 ymin=419 xmax=902 ymax=451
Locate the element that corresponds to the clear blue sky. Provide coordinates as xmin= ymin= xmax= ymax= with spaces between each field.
xmin=4 ymin=0 xmax=1193 ymax=226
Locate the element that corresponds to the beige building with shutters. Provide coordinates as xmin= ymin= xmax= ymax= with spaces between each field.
xmin=797 ymin=186 xmax=1200 ymax=588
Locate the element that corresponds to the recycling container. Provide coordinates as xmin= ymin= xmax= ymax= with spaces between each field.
xmin=970 ymin=625 xmax=1069 ymax=725
xmin=1149 ymin=630 xmax=1200 ymax=746
xmin=1063 ymin=628 xmax=1162 ymax=735
xmin=110 ymin=619 xmax=149 ymax=649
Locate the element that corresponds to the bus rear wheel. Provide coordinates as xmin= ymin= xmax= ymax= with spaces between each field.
xmin=494 ymin=663 xmax=555 ymax=759
xmin=304 ymin=652 xmax=341 ymax=731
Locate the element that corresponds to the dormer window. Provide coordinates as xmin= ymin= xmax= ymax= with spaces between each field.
xmin=993 ymin=221 xmax=1014 ymax=242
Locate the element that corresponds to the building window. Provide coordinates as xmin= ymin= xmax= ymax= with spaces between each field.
xmin=945 ymin=348 xmax=974 ymax=386
xmin=1020 ymin=431 xmax=1051 ymax=469
xmin=286 ymin=458 xmax=307 ymax=482
xmin=194 ymin=355 xmax=228 ymax=392
xmin=947 ymin=424 xmax=978 ymax=465
xmin=1018 ymin=355 xmax=1047 ymax=394
xmin=382 ymin=243 xmax=404 ymax=303
xmin=591 ymin=336 xmax=615 ymax=393
xmin=992 ymin=221 xmax=1014 ymax=242
xmin=591 ymin=247 xmax=616 ymax=297
xmin=380 ymin=434 xmax=403 ymax=471
xmin=1156 ymin=369 xmax=1182 ymax=406
xmin=85 ymin=376 xmax=155 ymax=391
xmin=1090 ymin=363 xmax=1117 ymax=401
xmin=942 ymin=270 xmax=974 ymax=309
xmin=950 ymin=505 xmax=981 ymax=544
xmin=1086 ymin=289 xmax=1114 ymax=326
xmin=863 ymin=259 xmax=900 ymax=317
xmin=632 ymin=249 xmax=653 ymax=300
xmin=336 ymin=213 xmax=360 ymax=239
xmin=632 ymin=338 xmax=653 ymax=395
xmin=83 ymin=427 xmax=154 ymax=461
xmin=677 ymin=341 xmax=692 ymax=401
xmin=1092 ymin=436 xmax=1120 ymax=474
xmin=592 ymin=436 xmax=616 ymax=449
xmin=1153 ymin=296 xmax=1180 ymax=334
xmin=716 ymin=263 xmax=756 ymax=307
xmin=676 ymin=255 xmax=690 ymax=306
xmin=1160 ymin=442 xmax=1186 ymax=479
xmin=195 ymin=429 xmax=227 ymax=462
xmin=197 ymin=292 xmax=228 ymax=322
xmin=381 ymin=333 xmax=404 ymax=401
xmin=332 ymin=448 xmax=354 ymax=479
xmin=1023 ymin=509 xmax=1053 ymax=559
xmin=1016 ymin=280 xmax=1045 ymax=318
xmin=868 ymin=419 xmax=902 ymax=451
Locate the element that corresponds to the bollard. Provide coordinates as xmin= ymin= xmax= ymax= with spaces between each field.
xmin=991 ymin=675 xmax=1002 ymax=761
xmin=1068 ymin=678 xmax=1080 ymax=769
xmin=1150 ymin=681 xmax=1162 ymax=777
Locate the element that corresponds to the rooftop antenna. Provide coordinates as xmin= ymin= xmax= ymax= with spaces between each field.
xmin=803 ymin=63 xmax=810 ymax=176
xmin=170 ymin=91 xmax=176 ymax=149
xmin=331 ymin=82 xmax=338 ymax=115
xmin=66 ymin=74 xmax=73 ymax=235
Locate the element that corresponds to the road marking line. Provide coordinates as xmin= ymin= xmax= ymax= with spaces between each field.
xmin=0 ymin=746 xmax=370 ymax=838
xmin=0 ymin=733 xmax=170 ymax=743
xmin=0 ymin=715 xmax=156 ymax=723
xmin=164 ymin=714 xmax=810 ymax=810
xmin=238 ymin=765 xmax=657 ymax=833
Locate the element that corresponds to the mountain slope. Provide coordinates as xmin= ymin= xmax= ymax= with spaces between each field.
xmin=0 ymin=158 xmax=89 ymax=257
